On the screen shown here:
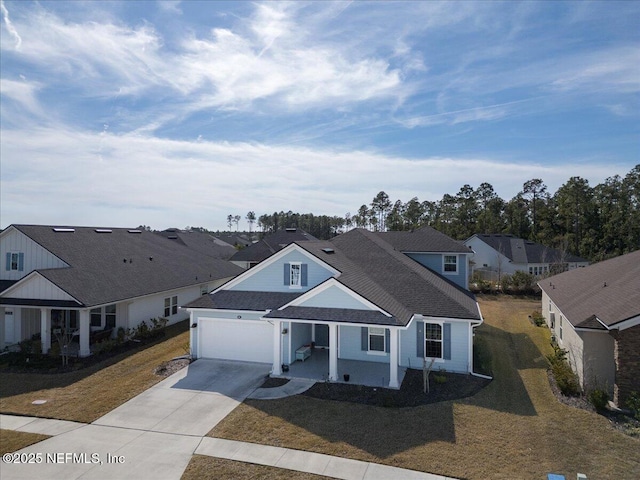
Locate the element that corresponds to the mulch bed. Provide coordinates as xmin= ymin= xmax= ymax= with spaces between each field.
xmin=154 ymin=357 xmax=192 ymax=377
xmin=302 ymin=369 xmax=491 ymax=408
xmin=546 ymin=370 xmax=640 ymax=438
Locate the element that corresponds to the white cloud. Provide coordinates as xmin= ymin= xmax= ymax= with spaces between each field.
xmin=1 ymin=0 xmax=21 ymax=49
xmin=0 ymin=125 xmax=625 ymax=231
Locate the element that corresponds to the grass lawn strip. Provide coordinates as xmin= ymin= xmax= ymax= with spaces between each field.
xmin=0 ymin=322 xmax=190 ymax=424
xmin=1 ymin=429 xmax=50 ymax=455
xmin=181 ymin=455 xmax=333 ymax=480
xmin=210 ymin=296 xmax=640 ymax=480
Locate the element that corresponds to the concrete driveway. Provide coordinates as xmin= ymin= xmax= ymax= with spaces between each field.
xmin=2 ymin=359 xmax=270 ymax=480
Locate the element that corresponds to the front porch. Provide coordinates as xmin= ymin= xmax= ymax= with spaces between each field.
xmin=276 ymin=348 xmax=406 ymax=389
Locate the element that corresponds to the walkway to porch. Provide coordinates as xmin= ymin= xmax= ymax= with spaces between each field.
xmin=278 ymin=348 xmax=406 ymax=389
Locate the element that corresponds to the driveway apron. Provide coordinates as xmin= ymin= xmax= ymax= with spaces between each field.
xmin=1 ymin=359 xmax=270 ymax=480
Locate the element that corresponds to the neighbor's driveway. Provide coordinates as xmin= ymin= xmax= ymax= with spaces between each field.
xmin=1 ymin=359 xmax=270 ymax=480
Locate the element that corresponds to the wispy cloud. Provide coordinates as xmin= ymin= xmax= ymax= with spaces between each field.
xmin=0 ymin=0 xmax=21 ymax=49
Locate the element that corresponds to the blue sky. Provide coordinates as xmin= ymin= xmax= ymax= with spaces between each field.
xmin=1 ymin=1 xmax=638 ymax=231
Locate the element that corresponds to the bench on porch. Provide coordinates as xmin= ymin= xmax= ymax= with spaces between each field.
xmin=295 ymin=345 xmax=311 ymax=361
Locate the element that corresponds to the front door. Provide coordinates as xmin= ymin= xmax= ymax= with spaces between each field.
xmin=314 ymin=324 xmax=329 ymax=348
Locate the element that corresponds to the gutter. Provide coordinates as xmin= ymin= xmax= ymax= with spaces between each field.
xmin=470 ymin=301 xmax=493 ymax=380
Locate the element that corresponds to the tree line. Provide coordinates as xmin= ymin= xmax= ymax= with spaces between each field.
xmin=229 ymin=165 xmax=639 ymax=262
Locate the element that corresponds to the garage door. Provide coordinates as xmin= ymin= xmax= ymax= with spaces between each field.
xmin=198 ymin=318 xmax=273 ymax=363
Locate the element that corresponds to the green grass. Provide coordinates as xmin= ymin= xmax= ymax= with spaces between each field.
xmin=210 ymin=296 xmax=640 ymax=479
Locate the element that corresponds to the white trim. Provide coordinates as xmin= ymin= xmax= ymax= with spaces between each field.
xmin=289 ymin=261 xmax=302 ymax=289
xmin=609 ymin=314 xmax=640 ymax=331
xmin=367 ymin=326 xmax=386 ymax=354
xmin=442 ymin=254 xmax=458 ymax=275
xmin=423 ymin=320 xmax=445 ymax=361
xmin=280 ymin=278 xmax=392 ymax=316
xmin=212 ymin=243 xmax=341 ymax=293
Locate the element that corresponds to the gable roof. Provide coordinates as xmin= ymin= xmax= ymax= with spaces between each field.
xmin=376 ymin=226 xmax=470 ymax=253
xmin=468 ymin=234 xmax=588 ymax=264
xmin=539 ymin=250 xmax=640 ymax=330
xmin=290 ymin=229 xmax=480 ymax=325
xmin=1 ymin=225 xmax=244 ymax=307
xmin=230 ymin=228 xmax=318 ymax=263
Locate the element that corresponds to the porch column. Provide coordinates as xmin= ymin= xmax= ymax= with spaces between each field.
xmin=40 ymin=308 xmax=51 ymax=354
xmin=79 ymin=310 xmax=90 ymax=357
xmin=0 ymin=307 xmax=5 ymax=349
xmin=189 ymin=312 xmax=198 ymax=359
xmin=328 ymin=323 xmax=338 ymax=381
xmin=388 ymin=327 xmax=399 ymax=389
xmin=272 ymin=319 xmax=282 ymax=375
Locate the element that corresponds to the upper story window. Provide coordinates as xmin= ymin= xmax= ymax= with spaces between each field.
xmin=5 ymin=252 xmax=24 ymax=271
xmin=443 ymin=255 xmax=458 ymax=274
xmin=290 ymin=262 xmax=301 ymax=287
xmin=284 ymin=262 xmax=307 ymax=289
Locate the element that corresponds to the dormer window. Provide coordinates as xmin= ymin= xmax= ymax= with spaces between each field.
xmin=284 ymin=262 xmax=307 ymax=288
xmin=6 ymin=252 xmax=24 ymax=272
xmin=290 ymin=262 xmax=301 ymax=287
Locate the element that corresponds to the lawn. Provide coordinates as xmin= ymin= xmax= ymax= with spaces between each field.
xmin=0 ymin=429 xmax=50 ymax=455
xmin=210 ymin=296 xmax=640 ymax=480
xmin=181 ymin=455 xmax=331 ymax=480
xmin=0 ymin=321 xmax=190 ymax=423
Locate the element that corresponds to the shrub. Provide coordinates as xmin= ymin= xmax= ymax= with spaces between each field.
xmin=588 ymin=388 xmax=609 ymax=411
xmin=511 ymin=270 xmax=535 ymax=291
xmin=626 ymin=391 xmax=640 ymax=421
xmin=500 ymin=274 xmax=512 ymax=292
xmin=434 ymin=374 xmax=447 ymax=384
xmin=546 ymin=344 xmax=580 ymax=396
xmin=531 ymin=311 xmax=546 ymax=327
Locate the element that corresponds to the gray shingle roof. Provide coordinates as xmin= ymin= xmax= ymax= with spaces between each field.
xmin=230 ymin=229 xmax=317 ymax=262
xmin=156 ymin=230 xmax=236 ymax=260
xmin=293 ymin=229 xmax=480 ymax=325
xmin=185 ymin=290 xmax=303 ymax=311
xmin=377 ymin=226 xmax=470 ymax=253
xmin=539 ymin=250 xmax=640 ymax=329
xmin=3 ymin=225 xmax=244 ymax=307
xmin=471 ymin=234 xmax=588 ymax=264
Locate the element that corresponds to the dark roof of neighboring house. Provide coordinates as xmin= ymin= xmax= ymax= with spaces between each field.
xmin=377 ymin=226 xmax=471 ymax=254
xmin=187 ymin=290 xmax=303 ymax=311
xmin=468 ymin=234 xmax=588 ymax=264
xmin=265 ymin=306 xmax=397 ymax=326
xmin=1 ymin=225 xmax=244 ymax=308
xmin=539 ymin=250 xmax=640 ymax=329
xmin=156 ymin=229 xmax=236 ymax=260
xmin=230 ymin=229 xmax=318 ymax=263
xmin=0 ymin=280 xmax=18 ymax=293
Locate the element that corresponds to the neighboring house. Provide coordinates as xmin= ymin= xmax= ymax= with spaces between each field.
xmin=538 ymin=250 xmax=640 ymax=406
xmin=156 ymin=228 xmax=236 ymax=260
xmin=465 ymin=234 xmax=589 ymax=280
xmin=377 ymin=226 xmax=472 ymax=290
xmin=230 ymin=228 xmax=318 ymax=269
xmin=185 ymin=228 xmax=483 ymax=389
xmin=0 ymin=225 xmax=243 ymax=356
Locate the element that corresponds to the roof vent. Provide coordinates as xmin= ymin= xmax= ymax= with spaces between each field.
xmin=322 ymin=248 xmax=335 ymax=254
xmin=95 ymin=229 xmax=112 ymax=233
xmin=53 ymin=228 xmax=75 ymax=232
xmin=128 ymin=229 xmax=142 ymax=234
xmin=285 ymin=228 xmax=297 ymax=232
xmin=168 ymin=235 xmax=178 ymax=239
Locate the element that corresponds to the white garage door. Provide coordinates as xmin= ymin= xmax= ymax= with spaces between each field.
xmin=198 ymin=318 xmax=273 ymax=363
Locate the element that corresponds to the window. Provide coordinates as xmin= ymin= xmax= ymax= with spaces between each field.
xmin=164 ymin=296 xmax=178 ymax=317
xmin=90 ymin=308 xmax=102 ymax=327
xmin=6 ymin=252 xmax=24 ymax=271
xmin=105 ymin=304 xmax=116 ymax=328
xmin=290 ymin=263 xmax=301 ymax=287
xmin=443 ymin=255 xmax=457 ymax=273
xmin=368 ymin=327 xmax=385 ymax=352
xmin=425 ymin=323 xmax=443 ymax=358
xmin=559 ymin=315 xmax=563 ymax=341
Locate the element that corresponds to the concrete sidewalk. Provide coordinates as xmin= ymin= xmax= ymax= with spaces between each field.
xmin=2 ymin=414 xmax=458 ymax=480
xmin=247 ymin=378 xmax=315 ymax=400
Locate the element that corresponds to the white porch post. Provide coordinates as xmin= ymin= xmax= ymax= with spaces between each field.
xmin=272 ymin=319 xmax=282 ymax=375
xmin=79 ymin=310 xmax=90 ymax=357
xmin=388 ymin=327 xmax=399 ymax=389
xmin=328 ymin=323 xmax=338 ymax=381
xmin=0 ymin=307 xmax=5 ymax=349
xmin=189 ymin=311 xmax=198 ymax=359
xmin=40 ymin=308 xmax=51 ymax=354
